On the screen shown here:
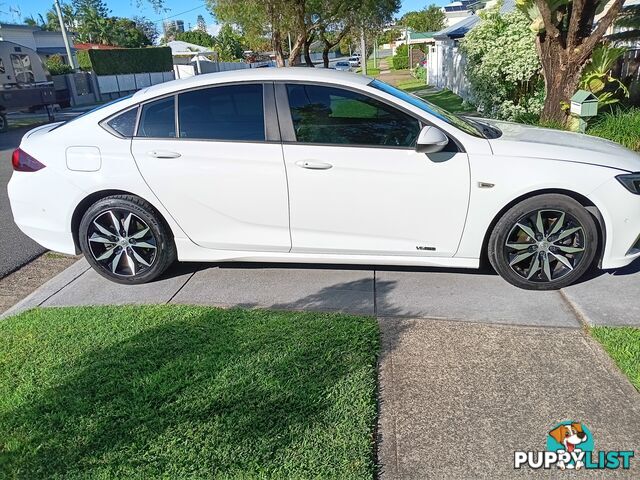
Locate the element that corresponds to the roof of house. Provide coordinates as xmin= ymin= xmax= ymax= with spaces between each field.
xmin=0 ymin=23 xmax=40 ymax=31
xmin=409 ymin=32 xmax=436 ymax=40
xmin=167 ymin=40 xmax=211 ymax=54
xmin=74 ymin=43 xmax=119 ymax=50
xmin=433 ymin=0 xmax=516 ymax=40
xmin=37 ymin=46 xmax=75 ymax=55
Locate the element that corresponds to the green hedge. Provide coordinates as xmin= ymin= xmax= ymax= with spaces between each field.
xmin=88 ymin=47 xmax=173 ymax=75
xmin=76 ymin=50 xmax=92 ymax=71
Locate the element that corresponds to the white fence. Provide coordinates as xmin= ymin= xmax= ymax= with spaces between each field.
xmin=426 ymin=41 xmax=473 ymax=102
xmin=97 ymin=71 xmax=175 ymax=99
xmin=174 ymin=60 xmax=276 ymax=79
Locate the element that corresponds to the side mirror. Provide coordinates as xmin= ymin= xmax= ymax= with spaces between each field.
xmin=415 ymin=125 xmax=449 ymax=154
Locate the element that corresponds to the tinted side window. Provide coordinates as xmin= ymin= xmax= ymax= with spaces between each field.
xmin=178 ymin=84 xmax=265 ymax=141
xmin=106 ymin=108 xmax=137 ymax=137
xmin=286 ymin=84 xmax=420 ymax=147
xmin=137 ymin=97 xmax=175 ymax=138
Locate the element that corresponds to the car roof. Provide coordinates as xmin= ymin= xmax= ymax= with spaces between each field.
xmin=134 ymin=68 xmax=372 ymax=101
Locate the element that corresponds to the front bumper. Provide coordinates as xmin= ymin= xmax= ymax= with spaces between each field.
xmin=589 ymin=177 xmax=640 ymax=269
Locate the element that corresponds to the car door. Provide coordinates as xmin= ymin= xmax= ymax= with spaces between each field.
xmin=277 ymin=82 xmax=470 ymax=257
xmin=131 ymin=82 xmax=291 ymax=252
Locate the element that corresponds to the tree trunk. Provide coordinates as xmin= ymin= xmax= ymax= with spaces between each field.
xmin=304 ymin=34 xmax=314 ymax=67
xmin=273 ymin=29 xmax=285 ymax=67
xmin=288 ymin=33 xmax=305 ymax=66
xmin=538 ymin=37 xmax=582 ymax=125
xmin=322 ymin=47 xmax=330 ymax=68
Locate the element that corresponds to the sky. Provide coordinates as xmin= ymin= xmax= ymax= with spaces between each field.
xmin=0 ymin=0 xmax=449 ymax=32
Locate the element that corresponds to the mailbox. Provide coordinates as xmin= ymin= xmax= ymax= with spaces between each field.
xmin=570 ymin=90 xmax=599 ymax=117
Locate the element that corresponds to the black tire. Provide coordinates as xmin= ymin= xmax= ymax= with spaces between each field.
xmin=488 ymin=194 xmax=598 ymax=290
xmin=0 ymin=112 xmax=8 ymax=133
xmin=79 ymin=195 xmax=176 ymax=285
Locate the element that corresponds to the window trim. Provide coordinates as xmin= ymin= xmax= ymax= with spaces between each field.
xmin=135 ymin=94 xmax=178 ymax=139
xmin=109 ymin=81 xmax=279 ymax=144
xmin=274 ymin=80 xmax=465 ymax=152
xmin=99 ymin=106 xmax=139 ymax=139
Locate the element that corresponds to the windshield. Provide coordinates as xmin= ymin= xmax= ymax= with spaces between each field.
xmin=370 ymin=79 xmax=488 ymax=138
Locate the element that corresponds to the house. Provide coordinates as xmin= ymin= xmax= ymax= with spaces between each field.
xmin=0 ymin=23 xmax=76 ymax=66
xmin=442 ymin=0 xmax=476 ymax=27
xmin=426 ymin=0 xmax=515 ymax=100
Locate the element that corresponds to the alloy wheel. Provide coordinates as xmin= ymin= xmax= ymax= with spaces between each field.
xmin=87 ymin=209 xmax=157 ymax=276
xmin=504 ymin=209 xmax=586 ymax=283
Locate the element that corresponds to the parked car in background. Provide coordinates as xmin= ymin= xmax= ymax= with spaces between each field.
xmin=0 ymin=41 xmax=56 ymax=132
xmin=334 ymin=61 xmax=351 ymax=71
xmin=8 ymin=68 xmax=640 ymax=290
xmin=348 ymin=56 xmax=360 ymax=67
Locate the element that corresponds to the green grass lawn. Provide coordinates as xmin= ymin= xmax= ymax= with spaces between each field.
xmin=0 ymin=306 xmax=379 ymax=479
xmin=356 ymin=58 xmax=381 ymax=76
xmin=590 ymin=327 xmax=640 ymax=390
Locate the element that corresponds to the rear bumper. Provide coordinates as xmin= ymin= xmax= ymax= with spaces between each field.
xmin=589 ymin=178 xmax=640 ymax=269
xmin=7 ymin=169 xmax=84 ymax=255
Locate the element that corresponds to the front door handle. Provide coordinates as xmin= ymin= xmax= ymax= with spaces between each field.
xmin=295 ymin=160 xmax=333 ymax=170
xmin=148 ymin=150 xmax=181 ymax=159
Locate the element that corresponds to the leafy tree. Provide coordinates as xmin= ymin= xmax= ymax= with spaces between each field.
xmin=379 ymin=27 xmax=401 ymax=45
xmin=460 ymin=7 xmax=543 ymax=121
xmin=400 ymin=4 xmax=445 ymax=32
xmin=579 ymin=44 xmax=628 ymax=108
xmin=176 ymin=30 xmax=216 ymax=48
xmin=215 ymin=24 xmax=245 ymax=61
xmin=132 ymin=16 xmax=159 ymax=45
xmin=208 ymin=0 xmax=293 ymax=66
xmin=72 ymin=0 xmax=109 ymax=18
xmin=111 ymin=18 xmax=153 ymax=48
xmin=517 ymin=0 xmax=627 ymax=124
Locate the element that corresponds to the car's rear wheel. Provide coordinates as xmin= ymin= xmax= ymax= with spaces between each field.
xmin=79 ymin=195 xmax=176 ymax=284
xmin=488 ymin=194 xmax=598 ymax=290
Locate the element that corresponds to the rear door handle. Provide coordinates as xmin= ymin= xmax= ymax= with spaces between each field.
xmin=295 ymin=160 xmax=333 ymax=170
xmin=148 ymin=150 xmax=181 ymax=159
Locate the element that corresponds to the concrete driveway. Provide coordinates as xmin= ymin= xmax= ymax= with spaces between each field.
xmin=5 ymin=258 xmax=640 ymax=327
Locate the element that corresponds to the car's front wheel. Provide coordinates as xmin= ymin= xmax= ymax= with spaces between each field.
xmin=488 ymin=194 xmax=598 ymax=290
xmin=79 ymin=195 xmax=176 ymax=284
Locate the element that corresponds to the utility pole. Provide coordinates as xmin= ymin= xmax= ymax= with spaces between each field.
xmin=360 ymin=27 xmax=367 ymax=75
xmin=54 ymin=0 xmax=76 ymax=70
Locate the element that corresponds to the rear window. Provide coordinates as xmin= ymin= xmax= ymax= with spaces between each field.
xmin=106 ymin=108 xmax=137 ymax=137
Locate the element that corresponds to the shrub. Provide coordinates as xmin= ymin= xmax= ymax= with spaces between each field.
xmin=44 ymin=54 xmax=72 ymax=75
xmin=88 ymin=47 xmax=173 ymax=75
xmin=587 ymin=108 xmax=640 ymax=151
xmin=392 ymin=44 xmax=409 ymax=70
xmin=76 ymin=50 xmax=92 ymax=71
xmin=459 ymin=6 xmax=543 ymax=121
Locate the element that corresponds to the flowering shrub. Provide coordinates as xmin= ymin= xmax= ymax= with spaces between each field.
xmin=459 ymin=6 xmax=543 ymax=121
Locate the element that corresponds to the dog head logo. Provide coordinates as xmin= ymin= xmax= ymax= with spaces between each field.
xmin=549 ymin=423 xmax=588 ymax=454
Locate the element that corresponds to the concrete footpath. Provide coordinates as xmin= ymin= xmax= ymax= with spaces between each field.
xmin=2 ymin=258 xmax=639 ymax=477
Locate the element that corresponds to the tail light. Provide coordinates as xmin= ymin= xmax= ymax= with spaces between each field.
xmin=11 ymin=148 xmax=45 ymax=172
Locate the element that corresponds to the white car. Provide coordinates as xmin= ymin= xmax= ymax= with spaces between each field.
xmin=334 ymin=61 xmax=351 ymax=72
xmin=348 ymin=57 xmax=360 ymax=67
xmin=8 ymin=69 xmax=640 ymax=289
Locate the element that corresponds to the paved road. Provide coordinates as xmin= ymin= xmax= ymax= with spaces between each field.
xmin=0 ymin=127 xmax=47 ymax=277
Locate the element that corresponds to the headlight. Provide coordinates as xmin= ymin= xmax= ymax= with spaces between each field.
xmin=616 ymin=173 xmax=640 ymax=195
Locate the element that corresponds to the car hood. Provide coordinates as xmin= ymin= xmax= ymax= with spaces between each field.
xmin=481 ymin=119 xmax=640 ymax=172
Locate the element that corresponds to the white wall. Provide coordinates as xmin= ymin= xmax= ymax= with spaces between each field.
xmin=427 ymin=40 xmax=472 ymax=101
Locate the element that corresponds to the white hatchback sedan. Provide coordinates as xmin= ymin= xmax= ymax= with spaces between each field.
xmin=8 ymin=69 xmax=640 ymax=289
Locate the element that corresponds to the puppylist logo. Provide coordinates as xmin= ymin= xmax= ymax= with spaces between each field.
xmin=514 ymin=421 xmax=634 ymax=470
